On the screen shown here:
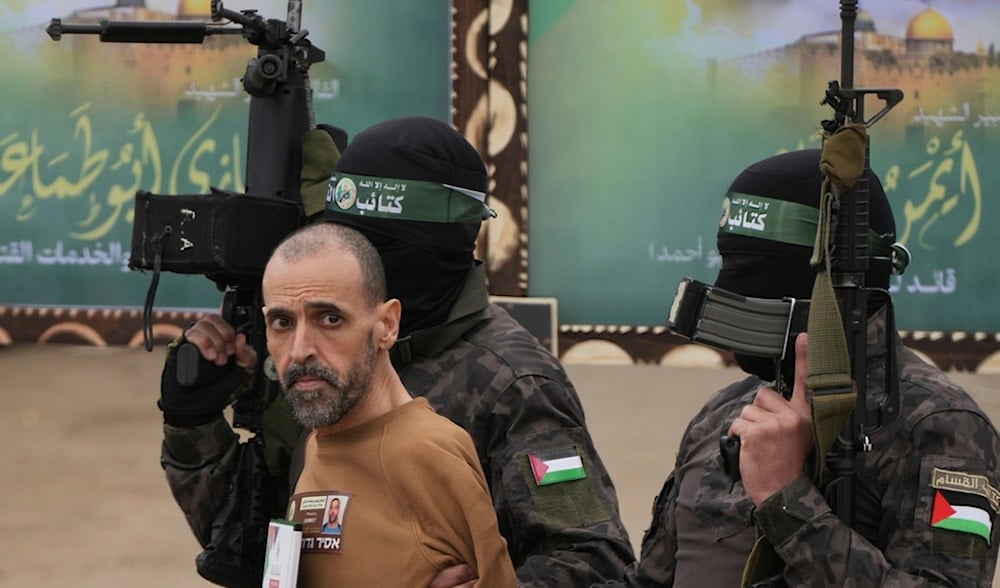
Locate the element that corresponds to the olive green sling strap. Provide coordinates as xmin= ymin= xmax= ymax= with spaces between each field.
xmin=741 ymin=123 xmax=868 ymax=587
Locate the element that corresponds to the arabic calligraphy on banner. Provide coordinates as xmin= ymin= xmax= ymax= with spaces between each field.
xmin=1 ymin=102 xmax=244 ymax=241
xmin=648 ymin=235 xmax=959 ymax=297
xmin=648 ymin=236 xmax=722 ymax=269
xmin=0 ymin=240 xmax=131 ymax=270
xmin=0 ymin=100 xmax=254 ymax=307
xmin=886 ymin=128 xmax=982 ymax=249
xmin=184 ymin=78 xmax=339 ymax=103
xmin=1 ymin=80 xmax=340 ymax=243
xmin=912 ymin=102 xmax=1000 ymax=129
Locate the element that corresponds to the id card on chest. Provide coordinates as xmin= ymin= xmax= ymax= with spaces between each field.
xmin=287 ymin=491 xmax=353 ymax=554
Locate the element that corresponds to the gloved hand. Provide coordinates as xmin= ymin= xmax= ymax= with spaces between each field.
xmin=160 ymin=339 xmax=253 ymax=427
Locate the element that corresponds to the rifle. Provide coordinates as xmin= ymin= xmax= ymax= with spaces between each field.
xmin=664 ymin=4 xmax=909 ymax=585
xmin=812 ymin=0 xmax=903 ymax=529
xmin=47 ymin=2 xmax=335 ymax=585
xmin=665 ymin=1 xmax=907 ymax=511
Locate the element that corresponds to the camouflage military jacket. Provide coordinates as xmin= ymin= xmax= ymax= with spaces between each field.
xmin=163 ymin=263 xmax=635 ymax=586
xmin=629 ymin=323 xmax=1000 ymax=587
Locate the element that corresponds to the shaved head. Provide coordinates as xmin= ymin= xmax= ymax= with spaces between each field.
xmin=271 ymin=223 xmax=387 ymax=308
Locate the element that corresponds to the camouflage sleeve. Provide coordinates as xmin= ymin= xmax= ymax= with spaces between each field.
xmin=759 ymin=410 xmax=1000 ymax=586
xmin=161 ymin=417 xmax=241 ymax=548
xmin=484 ymin=373 xmax=636 ymax=587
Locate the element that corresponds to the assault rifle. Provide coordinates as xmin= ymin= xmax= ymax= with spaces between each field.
xmin=666 ymin=1 xmax=906 ymax=496
xmin=47 ymin=2 xmax=339 ymax=585
xmin=666 ymin=5 xmax=907 ymax=584
xmin=814 ymin=0 xmax=903 ymax=529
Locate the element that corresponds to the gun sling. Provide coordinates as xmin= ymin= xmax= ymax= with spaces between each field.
xmin=741 ymin=123 xmax=870 ymax=588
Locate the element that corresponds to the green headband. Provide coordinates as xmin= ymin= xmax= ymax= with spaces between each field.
xmin=719 ymin=191 xmax=909 ymax=274
xmin=326 ymin=172 xmax=496 ymax=223
xmin=719 ymin=192 xmax=818 ymax=246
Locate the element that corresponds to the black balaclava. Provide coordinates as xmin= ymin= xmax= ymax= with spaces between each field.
xmin=713 ymin=148 xmax=896 ymax=383
xmin=325 ymin=117 xmax=487 ymax=336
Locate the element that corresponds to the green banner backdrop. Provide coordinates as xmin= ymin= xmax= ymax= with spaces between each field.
xmin=3 ymin=0 xmax=999 ymax=340
xmin=528 ymin=0 xmax=1000 ymax=333
xmin=0 ymin=0 xmax=450 ymax=309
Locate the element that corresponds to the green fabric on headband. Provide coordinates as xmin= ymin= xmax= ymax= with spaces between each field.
xmin=720 ymin=191 xmax=903 ymax=271
xmin=326 ymin=172 xmax=496 ymax=224
xmin=719 ymin=192 xmax=818 ymax=247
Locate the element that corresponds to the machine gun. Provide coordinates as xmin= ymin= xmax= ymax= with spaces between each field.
xmin=813 ymin=0 xmax=904 ymax=529
xmin=47 ymin=2 xmax=338 ymax=585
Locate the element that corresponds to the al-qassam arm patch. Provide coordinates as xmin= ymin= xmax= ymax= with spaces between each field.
xmin=928 ymin=466 xmax=998 ymax=558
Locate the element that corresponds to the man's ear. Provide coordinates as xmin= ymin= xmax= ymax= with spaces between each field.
xmin=376 ymin=298 xmax=401 ymax=350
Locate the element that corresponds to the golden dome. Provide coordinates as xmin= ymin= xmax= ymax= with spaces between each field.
xmin=177 ymin=0 xmax=212 ymax=18
xmin=906 ymin=8 xmax=953 ymax=41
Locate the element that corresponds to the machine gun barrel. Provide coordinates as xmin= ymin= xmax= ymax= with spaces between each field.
xmin=45 ymin=18 xmax=252 ymax=44
xmin=47 ymin=19 xmax=207 ymax=43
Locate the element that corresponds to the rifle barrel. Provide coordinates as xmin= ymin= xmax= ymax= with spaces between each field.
xmin=839 ymin=0 xmax=857 ymax=103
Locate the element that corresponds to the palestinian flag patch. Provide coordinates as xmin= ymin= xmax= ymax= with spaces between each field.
xmin=529 ymin=447 xmax=586 ymax=486
xmin=931 ymin=489 xmax=994 ymax=544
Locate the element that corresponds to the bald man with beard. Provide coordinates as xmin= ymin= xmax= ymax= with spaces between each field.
xmin=261 ymin=222 xmax=515 ymax=587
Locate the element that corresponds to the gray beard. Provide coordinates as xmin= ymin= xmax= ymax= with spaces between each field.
xmin=281 ymin=336 xmax=377 ymax=429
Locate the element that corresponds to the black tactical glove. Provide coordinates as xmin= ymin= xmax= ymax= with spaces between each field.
xmin=159 ymin=339 xmax=253 ymax=427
